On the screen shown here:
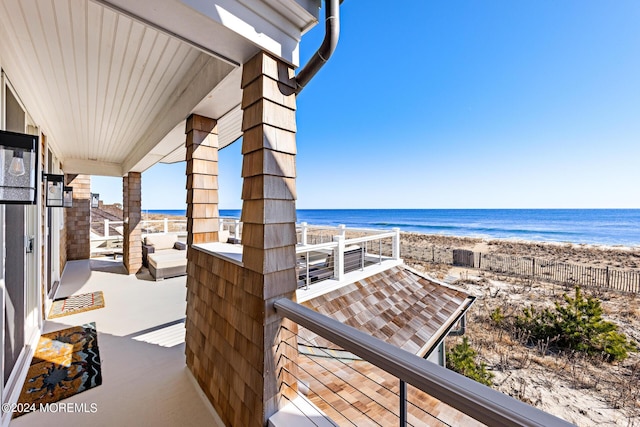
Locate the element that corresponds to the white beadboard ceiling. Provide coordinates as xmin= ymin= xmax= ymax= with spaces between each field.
xmin=0 ymin=0 xmax=319 ymax=176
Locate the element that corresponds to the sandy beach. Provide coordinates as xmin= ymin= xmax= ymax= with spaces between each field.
xmin=400 ymin=231 xmax=640 ymax=270
xmin=396 ymin=233 xmax=640 ymax=426
xmin=316 ymin=230 xmax=640 ymax=425
xmin=438 ymin=270 xmax=640 ymax=427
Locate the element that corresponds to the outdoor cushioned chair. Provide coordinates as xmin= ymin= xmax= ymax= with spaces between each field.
xmin=142 ymin=231 xmax=232 ymax=280
xmin=142 ymin=234 xmax=187 ymax=280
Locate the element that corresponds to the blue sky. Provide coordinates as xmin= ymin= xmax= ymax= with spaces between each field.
xmin=93 ymin=1 xmax=640 ymax=210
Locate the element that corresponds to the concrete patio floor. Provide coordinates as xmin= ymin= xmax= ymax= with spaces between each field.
xmin=11 ymin=258 xmax=224 ymax=427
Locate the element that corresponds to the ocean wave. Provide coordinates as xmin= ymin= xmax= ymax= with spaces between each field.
xmin=371 ymin=222 xmax=579 ymax=237
xmin=147 ymin=208 xmax=640 ymax=246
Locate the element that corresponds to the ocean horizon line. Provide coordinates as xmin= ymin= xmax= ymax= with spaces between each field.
xmin=139 ymin=208 xmax=640 ymax=247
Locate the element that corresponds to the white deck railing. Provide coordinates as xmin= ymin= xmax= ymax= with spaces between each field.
xmin=90 ymin=219 xmax=396 ymax=284
xmin=296 ymin=224 xmax=401 ymax=288
xmin=90 ymin=217 xmax=241 ymax=238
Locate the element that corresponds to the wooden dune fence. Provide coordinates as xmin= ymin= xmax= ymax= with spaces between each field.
xmin=443 ymin=248 xmax=640 ymax=293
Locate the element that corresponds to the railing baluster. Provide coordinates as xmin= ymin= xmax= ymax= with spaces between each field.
xmin=306 ymin=251 xmax=310 ymax=290
xmin=334 ymin=235 xmax=345 ymax=281
xmin=400 ymin=379 xmax=407 ymax=427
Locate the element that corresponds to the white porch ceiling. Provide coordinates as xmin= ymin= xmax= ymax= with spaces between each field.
xmin=0 ymin=0 xmax=319 ymax=176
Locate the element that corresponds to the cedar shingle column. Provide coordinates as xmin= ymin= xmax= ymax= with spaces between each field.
xmin=185 ymin=114 xmax=219 ymax=245
xmin=123 ymin=172 xmax=142 ymax=274
xmin=240 ymin=51 xmax=299 ymax=424
xmin=65 ymin=174 xmax=91 ymax=260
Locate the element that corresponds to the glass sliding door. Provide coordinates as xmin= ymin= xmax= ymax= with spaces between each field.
xmin=3 ymin=83 xmax=27 ymax=390
xmin=3 ymin=205 xmax=25 ymax=385
xmin=2 ymin=78 xmax=41 ymax=406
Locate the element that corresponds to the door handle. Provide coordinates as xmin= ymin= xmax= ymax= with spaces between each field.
xmin=26 ymin=236 xmax=34 ymax=254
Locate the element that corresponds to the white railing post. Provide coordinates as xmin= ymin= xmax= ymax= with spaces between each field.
xmin=164 ymin=218 xmax=169 ymax=233
xmin=305 ymin=251 xmax=311 ymax=290
xmin=339 ymin=224 xmax=346 ymax=238
xmin=104 ymin=219 xmax=109 ymax=238
xmin=301 ymin=222 xmax=308 ymax=246
xmin=234 ymin=219 xmax=240 ymax=238
xmin=392 ymin=227 xmax=401 ymax=260
xmin=333 ymin=235 xmax=345 ymax=281
xmin=219 ymin=218 xmax=225 ymax=233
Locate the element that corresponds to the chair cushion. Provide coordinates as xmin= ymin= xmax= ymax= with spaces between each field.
xmin=148 ymin=250 xmax=187 ymax=269
xmin=144 ymin=234 xmax=177 ymax=250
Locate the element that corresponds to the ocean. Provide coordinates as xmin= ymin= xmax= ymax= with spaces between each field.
xmin=144 ymin=209 xmax=640 ymax=247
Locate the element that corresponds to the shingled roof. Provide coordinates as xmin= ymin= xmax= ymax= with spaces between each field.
xmin=300 ymin=266 xmax=475 ymax=357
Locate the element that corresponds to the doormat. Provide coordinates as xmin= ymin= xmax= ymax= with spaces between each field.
xmin=13 ymin=323 xmax=102 ymax=418
xmin=48 ymin=291 xmax=104 ymax=319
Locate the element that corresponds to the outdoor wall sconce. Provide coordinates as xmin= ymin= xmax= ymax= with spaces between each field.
xmin=91 ymin=193 xmax=99 ymax=208
xmin=63 ymin=186 xmax=73 ymax=208
xmin=44 ymin=173 xmax=65 ymax=207
xmin=0 ymin=130 xmax=38 ymax=204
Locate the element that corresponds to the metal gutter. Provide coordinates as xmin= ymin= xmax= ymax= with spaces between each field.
xmin=294 ymin=0 xmax=341 ymax=93
xmin=420 ymin=296 xmax=476 ymax=357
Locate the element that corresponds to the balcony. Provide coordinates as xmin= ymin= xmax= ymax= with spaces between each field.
xmin=295 ymin=223 xmax=403 ymax=301
xmin=188 ymin=222 xmax=403 ymax=291
xmin=89 ymin=217 xmax=240 ymax=258
xmin=13 ymin=238 xmax=573 ymax=426
xmin=10 ymin=258 xmax=224 ymax=427
xmin=69 ymin=220 xmax=575 ymax=427
xmin=271 ymin=299 xmax=574 ymax=427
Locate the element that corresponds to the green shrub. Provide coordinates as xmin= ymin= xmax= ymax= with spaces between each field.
xmin=515 ymin=287 xmax=636 ymax=361
xmin=514 ymin=305 xmax=556 ymax=340
xmin=490 ymin=307 xmax=505 ymax=326
xmin=446 ymin=337 xmax=494 ymax=386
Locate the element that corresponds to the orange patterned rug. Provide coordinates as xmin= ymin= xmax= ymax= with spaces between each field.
xmin=14 ymin=323 xmax=102 ymax=417
xmin=48 ymin=292 xmax=104 ymax=318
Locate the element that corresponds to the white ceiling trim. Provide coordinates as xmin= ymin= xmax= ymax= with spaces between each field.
xmin=0 ymin=0 xmax=237 ymax=177
xmin=90 ymin=0 xmax=240 ymax=67
xmin=0 ymin=0 xmax=317 ymax=177
xmin=63 ymin=158 xmax=123 ymax=176
xmin=159 ymin=145 xmax=186 ymax=164
xmin=157 ymin=103 xmax=243 ymax=165
xmin=103 ymin=0 xmax=319 ymax=67
xmin=124 ymin=54 xmax=234 ymax=173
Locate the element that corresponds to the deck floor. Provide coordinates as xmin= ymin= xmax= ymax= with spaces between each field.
xmin=10 ymin=258 xmax=223 ymax=427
